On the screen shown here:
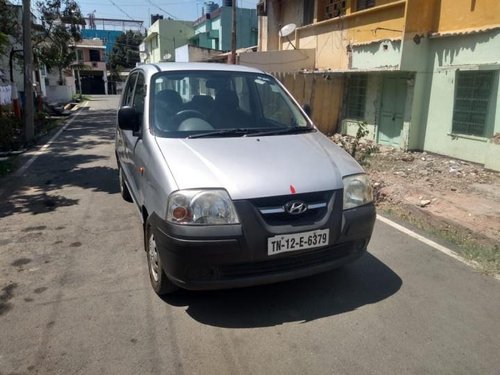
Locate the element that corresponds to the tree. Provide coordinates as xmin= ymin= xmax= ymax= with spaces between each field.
xmin=0 ymin=0 xmax=20 ymax=55
xmin=34 ymin=0 xmax=84 ymax=84
xmin=109 ymin=30 xmax=143 ymax=71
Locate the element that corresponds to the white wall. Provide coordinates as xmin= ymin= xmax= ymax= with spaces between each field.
xmin=239 ymin=49 xmax=316 ymax=74
xmin=45 ymin=85 xmax=73 ymax=103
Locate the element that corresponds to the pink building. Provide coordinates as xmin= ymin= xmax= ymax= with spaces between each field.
xmin=73 ymin=39 xmax=108 ymax=95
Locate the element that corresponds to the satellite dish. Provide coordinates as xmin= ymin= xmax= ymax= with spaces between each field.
xmin=278 ymin=23 xmax=297 ymax=49
xmin=163 ymin=53 xmax=172 ymax=61
xmin=279 ymin=23 xmax=296 ymax=38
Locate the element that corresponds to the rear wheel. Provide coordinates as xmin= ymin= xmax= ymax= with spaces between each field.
xmin=146 ymin=224 xmax=178 ymax=295
xmin=119 ymin=165 xmax=132 ymax=202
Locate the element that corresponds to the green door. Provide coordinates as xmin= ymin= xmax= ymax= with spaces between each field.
xmin=378 ymin=76 xmax=407 ymax=147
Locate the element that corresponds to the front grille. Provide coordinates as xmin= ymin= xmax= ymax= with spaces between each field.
xmin=250 ymin=190 xmax=335 ymax=226
xmin=218 ymin=242 xmax=354 ymax=279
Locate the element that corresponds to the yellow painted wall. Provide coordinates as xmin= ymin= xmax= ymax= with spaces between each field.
xmin=289 ymin=1 xmax=405 ymax=69
xmin=344 ymin=3 xmax=405 ymax=44
xmin=435 ymin=0 xmax=500 ymax=32
xmin=276 ymin=72 xmax=344 ymax=135
xmin=403 ymin=0 xmax=439 ymax=35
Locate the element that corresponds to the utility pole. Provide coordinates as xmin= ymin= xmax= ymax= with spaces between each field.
xmin=230 ymin=0 xmax=237 ymax=64
xmin=22 ymin=0 xmax=34 ymax=142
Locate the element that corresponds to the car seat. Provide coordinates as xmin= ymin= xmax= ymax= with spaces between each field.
xmin=185 ymin=94 xmax=215 ymax=118
xmin=211 ymin=89 xmax=241 ymax=128
xmin=154 ymin=89 xmax=183 ymax=131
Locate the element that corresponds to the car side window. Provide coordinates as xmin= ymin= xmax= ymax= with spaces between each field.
xmin=131 ymin=73 xmax=145 ymax=127
xmin=132 ymin=73 xmax=145 ymax=114
xmin=122 ymin=72 xmax=137 ymax=106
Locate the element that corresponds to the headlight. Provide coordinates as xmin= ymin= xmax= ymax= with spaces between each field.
xmin=343 ymin=174 xmax=373 ymax=210
xmin=167 ymin=189 xmax=239 ymax=225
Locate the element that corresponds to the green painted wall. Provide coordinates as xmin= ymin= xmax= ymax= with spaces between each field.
xmin=194 ymin=7 xmax=257 ymax=51
xmin=158 ymin=20 xmax=194 ymax=61
xmin=421 ymin=30 xmax=500 ymax=168
xmin=342 ymin=74 xmax=381 ymax=141
xmin=145 ymin=19 xmax=194 ymax=62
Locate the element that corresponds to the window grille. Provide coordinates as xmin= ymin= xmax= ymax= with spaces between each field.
xmin=346 ymin=75 xmax=367 ymax=119
xmin=452 ymin=71 xmax=494 ymax=137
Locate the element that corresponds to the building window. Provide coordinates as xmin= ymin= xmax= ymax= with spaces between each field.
xmin=356 ymin=0 xmax=375 ymax=11
xmin=452 ymin=71 xmax=495 ymax=137
xmin=346 ymin=75 xmax=367 ymax=119
xmin=89 ymin=49 xmax=100 ymax=62
xmin=325 ymin=0 xmax=346 ymax=19
xmin=303 ymin=0 xmax=314 ymax=25
xmin=76 ymin=49 xmax=84 ymax=62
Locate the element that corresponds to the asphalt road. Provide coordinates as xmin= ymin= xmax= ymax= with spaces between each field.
xmin=1 ymin=96 xmax=499 ymax=375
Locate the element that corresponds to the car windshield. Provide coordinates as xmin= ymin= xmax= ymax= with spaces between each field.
xmin=150 ymin=70 xmax=312 ymax=138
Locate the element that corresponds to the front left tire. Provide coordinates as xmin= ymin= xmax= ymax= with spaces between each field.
xmin=118 ymin=165 xmax=133 ymax=202
xmin=145 ymin=223 xmax=178 ymax=296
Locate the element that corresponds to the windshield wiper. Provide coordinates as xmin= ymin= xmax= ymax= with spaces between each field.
xmin=246 ymin=126 xmax=316 ymax=137
xmin=187 ymin=128 xmax=253 ymax=139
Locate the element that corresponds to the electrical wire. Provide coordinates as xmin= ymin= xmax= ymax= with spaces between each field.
xmin=106 ymin=0 xmax=135 ymax=20
xmin=145 ymin=0 xmax=178 ymax=20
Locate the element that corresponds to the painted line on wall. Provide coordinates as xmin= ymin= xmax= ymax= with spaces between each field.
xmin=376 ymin=214 xmax=499 ymax=280
xmin=14 ymin=110 xmax=83 ymax=177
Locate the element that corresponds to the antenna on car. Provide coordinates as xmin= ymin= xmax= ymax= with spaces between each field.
xmin=279 ymin=23 xmax=297 ymax=50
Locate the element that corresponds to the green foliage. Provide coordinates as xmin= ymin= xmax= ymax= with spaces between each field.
xmin=0 ymin=109 xmax=60 ymax=154
xmin=0 ymin=158 xmax=14 ymax=176
xmin=0 ymin=0 xmax=20 ymax=55
xmin=72 ymin=93 xmax=89 ymax=101
xmin=0 ymin=111 xmax=23 ymax=152
xmin=34 ymin=0 xmax=85 ymax=84
xmin=0 ymin=32 xmax=8 ymax=55
xmin=332 ymin=121 xmax=379 ymax=166
xmin=109 ymin=30 xmax=143 ymax=71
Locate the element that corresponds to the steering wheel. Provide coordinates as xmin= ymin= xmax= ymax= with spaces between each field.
xmin=172 ymin=110 xmax=206 ymax=127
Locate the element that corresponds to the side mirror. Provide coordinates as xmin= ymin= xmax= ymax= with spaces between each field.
xmin=118 ymin=106 xmax=140 ymax=133
xmin=303 ymin=104 xmax=312 ymax=117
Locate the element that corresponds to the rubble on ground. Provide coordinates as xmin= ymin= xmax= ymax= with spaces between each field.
xmin=367 ymin=147 xmax=497 ymax=196
xmin=363 ymin=145 xmax=500 ymax=245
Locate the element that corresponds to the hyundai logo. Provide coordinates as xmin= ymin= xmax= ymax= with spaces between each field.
xmin=284 ymin=200 xmax=308 ymax=215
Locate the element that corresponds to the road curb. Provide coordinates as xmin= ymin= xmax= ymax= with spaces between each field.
xmin=13 ymin=110 xmax=83 ymax=177
xmin=376 ymin=214 xmax=500 ymax=281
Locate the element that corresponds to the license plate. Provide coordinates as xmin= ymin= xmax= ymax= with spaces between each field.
xmin=267 ymin=229 xmax=329 ymax=256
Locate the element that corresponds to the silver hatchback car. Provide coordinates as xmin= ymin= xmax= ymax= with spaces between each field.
xmin=116 ymin=63 xmax=375 ymax=295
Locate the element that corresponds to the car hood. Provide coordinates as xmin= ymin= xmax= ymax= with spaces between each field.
xmin=154 ymin=132 xmax=364 ymax=200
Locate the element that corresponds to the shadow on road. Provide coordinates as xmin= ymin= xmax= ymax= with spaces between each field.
xmin=162 ymin=252 xmax=402 ymax=328
xmin=0 ymin=110 xmax=119 ymax=218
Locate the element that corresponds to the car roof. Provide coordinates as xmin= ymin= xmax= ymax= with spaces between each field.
xmin=134 ymin=62 xmax=266 ymax=77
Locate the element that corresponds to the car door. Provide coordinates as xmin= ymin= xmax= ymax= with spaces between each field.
xmin=116 ymin=71 xmax=137 ymax=171
xmin=127 ymin=71 xmax=148 ymax=205
xmin=118 ymin=71 xmax=142 ymax=202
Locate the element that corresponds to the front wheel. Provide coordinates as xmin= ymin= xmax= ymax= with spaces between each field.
xmin=146 ymin=224 xmax=178 ymax=296
xmin=118 ymin=165 xmax=133 ymax=202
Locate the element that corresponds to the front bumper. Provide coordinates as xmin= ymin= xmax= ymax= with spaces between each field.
xmin=149 ymin=201 xmax=376 ymax=291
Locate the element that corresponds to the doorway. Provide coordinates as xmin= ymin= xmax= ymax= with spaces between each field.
xmin=378 ymin=76 xmax=407 ymax=147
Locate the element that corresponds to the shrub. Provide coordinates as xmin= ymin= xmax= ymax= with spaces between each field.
xmin=331 ymin=122 xmax=379 ymax=166
xmin=0 ymin=112 xmax=23 ymax=152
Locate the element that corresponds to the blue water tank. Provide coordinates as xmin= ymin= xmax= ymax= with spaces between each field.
xmin=205 ymin=1 xmax=218 ymax=13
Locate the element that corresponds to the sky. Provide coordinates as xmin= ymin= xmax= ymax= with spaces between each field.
xmin=75 ymin=0 xmax=260 ymax=30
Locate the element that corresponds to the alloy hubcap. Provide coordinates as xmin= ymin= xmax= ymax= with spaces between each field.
xmin=119 ymin=168 xmax=124 ymax=193
xmin=149 ymin=235 xmax=160 ymax=282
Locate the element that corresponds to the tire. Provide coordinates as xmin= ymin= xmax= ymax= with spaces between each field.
xmin=118 ymin=165 xmax=133 ymax=202
xmin=145 ymin=224 xmax=178 ymax=296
